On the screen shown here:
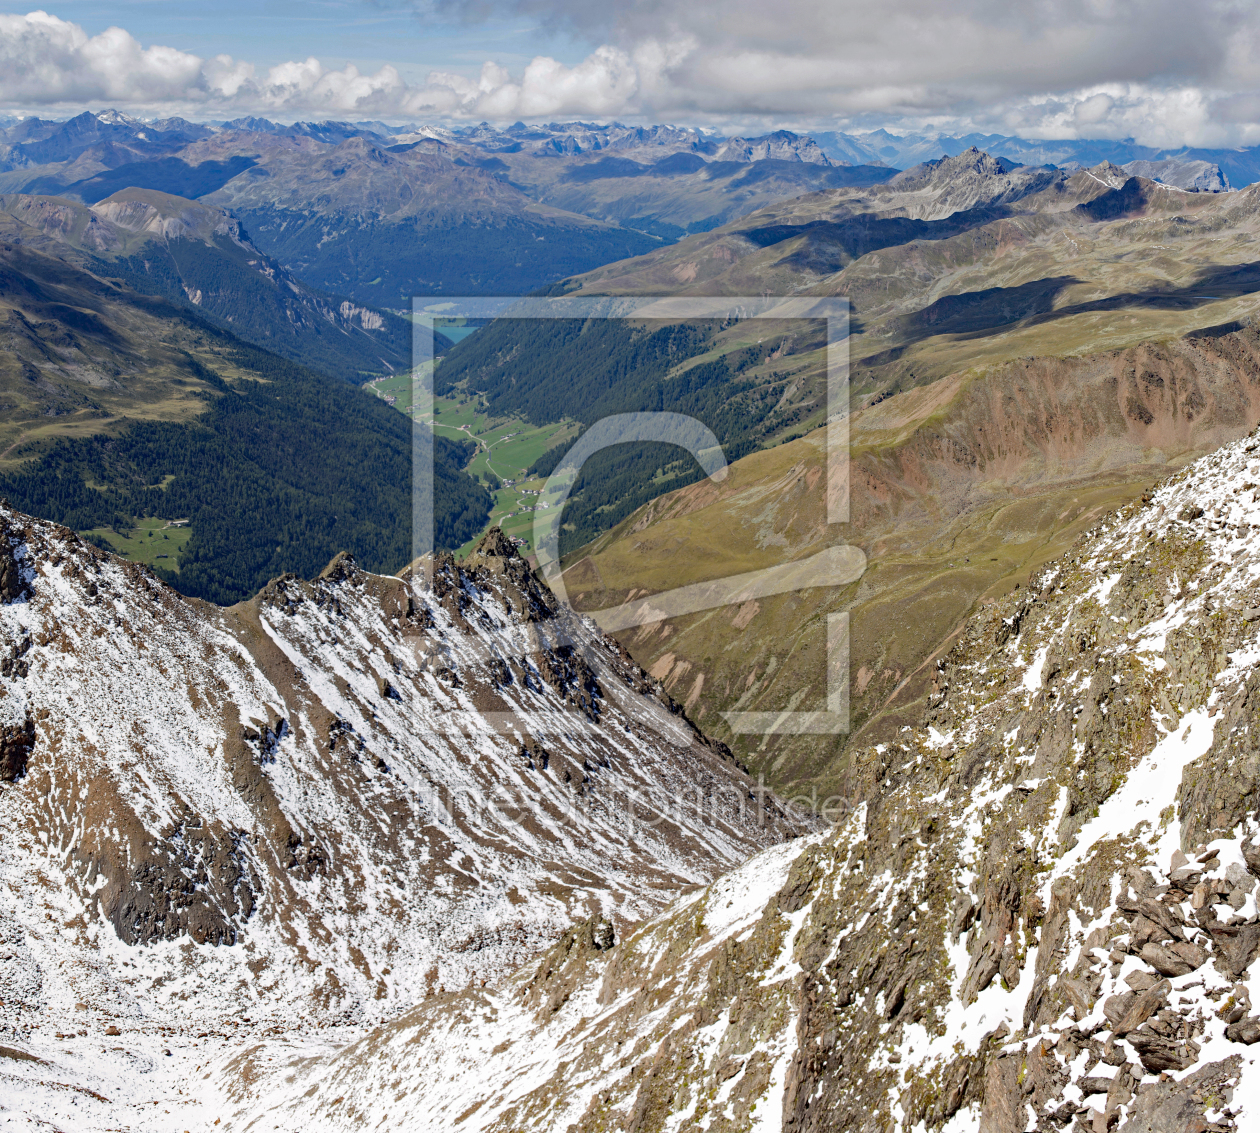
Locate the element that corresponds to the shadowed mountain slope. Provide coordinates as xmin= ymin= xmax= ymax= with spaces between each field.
xmin=0 ymin=189 xmax=412 ymax=380
xmin=0 ymin=240 xmax=490 ymax=602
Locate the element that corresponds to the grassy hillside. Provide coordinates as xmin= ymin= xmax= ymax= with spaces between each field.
xmin=0 ymin=241 xmax=489 ymax=604
xmin=561 ymin=324 xmax=1260 ymax=798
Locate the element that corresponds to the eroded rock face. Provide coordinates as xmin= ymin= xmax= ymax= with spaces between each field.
xmin=230 ymin=428 xmax=1260 ymax=1131
xmin=0 ymin=517 xmax=30 ymax=604
xmin=98 ymin=820 xmax=257 ymax=947
xmin=0 ymin=714 xmax=32 ymax=781
xmin=0 ymin=514 xmax=809 ymax=1045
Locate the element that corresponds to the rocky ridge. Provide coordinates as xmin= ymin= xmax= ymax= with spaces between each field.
xmin=0 ymin=518 xmax=807 ymax=1128
xmin=227 ymin=427 xmax=1260 ymax=1130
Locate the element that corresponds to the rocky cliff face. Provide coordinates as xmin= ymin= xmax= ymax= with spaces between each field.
xmin=227 ymin=427 xmax=1260 ymax=1131
xmin=0 ymin=516 xmax=808 ymax=1127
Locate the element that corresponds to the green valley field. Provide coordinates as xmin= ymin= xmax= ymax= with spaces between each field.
xmin=367 ymin=375 xmax=577 ymax=555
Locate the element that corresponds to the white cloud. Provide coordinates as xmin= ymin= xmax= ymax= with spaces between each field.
xmin=0 ymin=10 xmax=648 ymax=123
xmin=5 ymin=3 xmax=1260 ymax=148
xmin=0 ymin=10 xmax=203 ymax=104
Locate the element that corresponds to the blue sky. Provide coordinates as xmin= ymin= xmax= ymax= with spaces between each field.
xmin=40 ymin=0 xmax=584 ymax=84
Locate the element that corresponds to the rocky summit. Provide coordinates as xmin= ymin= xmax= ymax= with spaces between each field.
xmin=210 ymin=426 xmax=1260 ymax=1130
xmin=0 ymin=516 xmax=808 ymax=1128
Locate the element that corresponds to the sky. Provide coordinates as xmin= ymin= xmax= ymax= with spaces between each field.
xmin=4 ymin=1 xmax=1260 ymax=146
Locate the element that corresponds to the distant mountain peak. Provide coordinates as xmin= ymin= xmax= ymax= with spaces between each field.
xmin=712 ymin=130 xmax=832 ymax=166
xmin=1124 ymin=156 xmax=1229 ymax=192
xmin=890 ymin=145 xmax=1019 ymax=189
xmin=94 ymin=108 xmax=140 ymax=127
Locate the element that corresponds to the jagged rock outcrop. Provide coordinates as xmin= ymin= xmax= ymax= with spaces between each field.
xmin=0 ymin=511 xmax=809 ymax=1122
xmin=886 ymin=145 xmax=1067 ymax=217
xmin=229 ymin=429 xmax=1260 ymax=1131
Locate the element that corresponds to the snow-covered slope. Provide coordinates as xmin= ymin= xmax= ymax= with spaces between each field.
xmin=0 ymin=518 xmax=807 ymax=1129
xmin=227 ymin=426 xmax=1260 ymax=1131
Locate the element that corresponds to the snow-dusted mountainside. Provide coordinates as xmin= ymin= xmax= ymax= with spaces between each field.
xmin=224 ymin=427 xmax=1260 ymax=1131
xmin=0 ymin=517 xmax=808 ymax=1128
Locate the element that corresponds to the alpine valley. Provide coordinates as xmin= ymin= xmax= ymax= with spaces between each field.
xmin=6 ymin=102 xmax=1260 ymax=1133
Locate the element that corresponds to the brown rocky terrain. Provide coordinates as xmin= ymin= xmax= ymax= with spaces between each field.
xmin=220 ymin=424 xmax=1260 ymax=1133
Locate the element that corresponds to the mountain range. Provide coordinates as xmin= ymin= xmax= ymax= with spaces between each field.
xmin=6 ymin=103 xmax=1260 ymax=1129
xmin=0 ymin=112 xmax=896 ymax=301
xmin=2 ymin=109 xmax=1250 ymax=311
xmin=9 ymin=374 xmax=1260 ymax=1131
xmin=811 ymin=127 xmax=1255 ymax=189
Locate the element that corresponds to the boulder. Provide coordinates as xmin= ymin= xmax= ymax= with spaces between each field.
xmin=1111 ymin=979 xmax=1170 ymax=1036
xmin=1225 ymin=1016 xmax=1260 ymax=1044
xmin=1140 ymin=942 xmax=1195 ymax=976
xmin=1126 ymin=1026 xmax=1199 ymax=1073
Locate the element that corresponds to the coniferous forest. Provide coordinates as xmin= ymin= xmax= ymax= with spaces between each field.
xmin=438 ymin=316 xmax=826 ymax=554
xmin=0 ymin=336 xmax=490 ymax=605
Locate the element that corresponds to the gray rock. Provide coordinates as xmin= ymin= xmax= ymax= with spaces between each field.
xmin=1225 ymin=1016 xmax=1260 ymax=1044
xmin=1208 ymin=922 xmax=1260 ymax=978
xmin=1119 ymin=1056 xmax=1242 ymax=1130
xmin=0 ymin=527 xmax=28 ymax=604
xmin=1226 ymin=862 xmax=1252 ymax=887
xmin=1126 ymin=1025 xmax=1199 ymax=1073
xmin=1112 ymin=979 xmax=1170 ymax=1035
xmin=1168 ymin=866 xmax=1202 ymax=885
xmin=1139 ymin=942 xmax=1195 ymax=977
xmin=1168 ymin=940 xmax=1208 ymax=969
xmin=1104 ymin=991 xmax=1136 ymax=1025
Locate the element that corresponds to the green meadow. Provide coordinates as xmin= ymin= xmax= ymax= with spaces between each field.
xmin=81 ymin=517 xmax=193 ymax=571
